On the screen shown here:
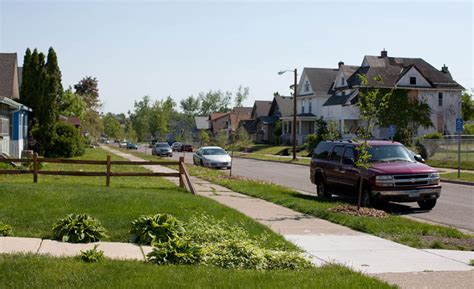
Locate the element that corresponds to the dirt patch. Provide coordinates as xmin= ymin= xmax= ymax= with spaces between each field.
xmin=421 ymin=235 xmax=474 ymax=251
xmin=329 ymin=204 xmax=389 ymax=218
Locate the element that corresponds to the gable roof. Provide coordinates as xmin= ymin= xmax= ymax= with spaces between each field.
xmin=209 ymin=112 xmax=227 ymax=121
xmin=269 ymin=94 xmax=293 ymax=117
xmin=0 ymin=53 xmax=18 ymax=98
xmin=301 ymin=67 xmax=339 ymax=97
xmin=359 ymin=55 xmax=463 ymax=89
xmin=323 ymin=89 xmax=359 ymax=106
xmin=252 ymin=100 xmax=272 ymax=118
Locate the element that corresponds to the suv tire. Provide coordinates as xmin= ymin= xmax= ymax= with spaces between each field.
xmin=360 ymin=187 xmax=372 ymax=208
xmin=417 ymin=199 xmax=437 ymax=210
xmin=316 ymin=180 xmax=331 ymax=199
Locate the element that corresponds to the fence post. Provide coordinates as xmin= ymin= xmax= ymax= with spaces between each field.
xmin=106 ymin=155 xmax=111 ymax=187
xmin=33 ymin=153 xmax=38 ymax=183
xmin=179 ymin=157 xmax=185 ymax=189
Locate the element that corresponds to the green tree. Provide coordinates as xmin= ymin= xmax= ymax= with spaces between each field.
xmin=130 ymin=95 xmax=152 ymax=141
xmin=273 ymin=120 xmax=282 ymax=145
xmin=462 ymin=91 xmax=474 ymax=121
xmin=149 ymin=96 xmax=176 ymax=140
xmin=74 ymin=76 xmax=101 ymax=110
xmin=216 ymin=130 xmax=228 ymax=148
xmin=103 ymin=113 xmax=123 ymax=139
xmin=180 ymin=95 xmax=201 ymax=116
xmin=378 ymin=89 xmax=432 ymax=145
xmin=355 ymin=74 xmax=393 ymax=209
xmin=199 ymin=90 xmax=232 ymax=115
xmin=234 ymin=86 xmax=249 ymax=107
xmin=199 ymin=130 xmax=210 ymax=145
xmin=59 ymin=87 xmax=86 ymax=120
xmin=235 ymin=126 xmax=252 ymax=149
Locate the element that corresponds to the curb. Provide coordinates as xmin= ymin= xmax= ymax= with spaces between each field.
xmin=441 ymin=179 xmax=474 ymax=186
xmin=233 ymin=155 xmax=310 ymax=167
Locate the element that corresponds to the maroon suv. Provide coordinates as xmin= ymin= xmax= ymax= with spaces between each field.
xmin=310 ymin=140 xmax=441 ymax=210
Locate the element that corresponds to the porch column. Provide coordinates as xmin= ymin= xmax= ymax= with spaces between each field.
xmin=340 ymin=119 xmax=345 ymax=136
xmin=298 ymin=120 xmax=302 ymax=136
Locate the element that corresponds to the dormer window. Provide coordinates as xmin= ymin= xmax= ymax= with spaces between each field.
xmin=410 ymin=77 xmax=417 ymax=85
xmin=341 ymin=77 xmax=345 ymax=86
xmin=304 ymin=80 xmax=310 ymax=92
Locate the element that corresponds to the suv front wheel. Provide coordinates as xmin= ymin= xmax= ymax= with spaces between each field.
xmin=316 ymin=180 xmax=331 ymax=199
xmin=417 ymin=199 xmax=437 ymax=210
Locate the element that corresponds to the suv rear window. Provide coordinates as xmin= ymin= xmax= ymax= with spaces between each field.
xmin=330 ymin=146 xmax=344 ymax=162
xmin=313 ymin=142 xmax=333 ymax=160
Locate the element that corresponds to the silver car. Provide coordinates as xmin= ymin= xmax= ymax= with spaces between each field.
xmin=193 ymin=146 xmax=231 ymax=169
xmin=152 ymin=142 xmax=173 ymax=157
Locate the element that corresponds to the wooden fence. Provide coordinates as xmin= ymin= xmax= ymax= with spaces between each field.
xmin=0 ymin=154 xmax=196 ymax=195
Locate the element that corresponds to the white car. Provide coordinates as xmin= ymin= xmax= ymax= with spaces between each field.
xmin=119 ymin=140 xmax=128 ymax=148
xmin=193 ymin=146 xmax=231 ymax=169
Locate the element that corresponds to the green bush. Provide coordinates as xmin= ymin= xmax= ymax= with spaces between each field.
xmin=52 ymin=214 xmax=109 ymax=243
xmin=0 ymin=222 xmax=13 ymax=236
xmin=305 ymin=134 xmax=318 ymax=154
xmin=79 ymin=245 xmax=105 ymax=263
xmin=47 ymin=122 xmax=85 ymax=158
xmin=423 ymin=132 xmax=443 ymax=139
xmin=147 ymin=237 xmax=202 ymax=265
xmin=130 ymin=214 xmax=185 ymax=245
xmin=464 ymin=124 xmax=474 ymax=135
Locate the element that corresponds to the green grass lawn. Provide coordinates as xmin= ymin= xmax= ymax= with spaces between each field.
xmin=0 ymin=254 xmax=394 ymax=289
xmin=441 ymin=172 xmax=474 ymax=183
xmin=0 ymin=148 xmax=290 ymax=250
xmin=234 ymin=152 xmax=311 ymax=166
xmin=113 ymin=147 xmax=473 ymax=250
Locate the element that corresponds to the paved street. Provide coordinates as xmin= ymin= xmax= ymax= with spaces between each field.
xmin=138 ymin=146 xmax=474 ymax=232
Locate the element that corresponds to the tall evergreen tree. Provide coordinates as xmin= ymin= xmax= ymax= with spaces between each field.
xmin=19 ymin=48 xmax=32 ymax=106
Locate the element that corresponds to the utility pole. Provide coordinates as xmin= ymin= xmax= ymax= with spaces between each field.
xmin=292 ymin=69 xmax=298 ymax=161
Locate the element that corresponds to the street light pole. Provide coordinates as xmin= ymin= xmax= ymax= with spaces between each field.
xmin=278 ymin=69 xmax=298 ymax=160
xmin=292 ymin=69 xmax=297 ymax=160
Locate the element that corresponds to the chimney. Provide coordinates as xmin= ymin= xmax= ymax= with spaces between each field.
xmin=381 ymin=49 xmax=388 ymax=58
xmin=338 ymin=61 xmax=344 ymax=68
xmin=441 ymin=64 xmax=449 ymax=73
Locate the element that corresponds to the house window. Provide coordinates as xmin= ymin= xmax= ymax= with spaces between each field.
xmin=0 ymin=117 xmax=9 ymax=136
xmin=304 ymin=80 xmax=310 ymax=92
xmin=438 ymin=92 xmax=443 ymax=106
xmin=410 ymin=77 xmax=417 ymax=85
xmin=309 ymin=100 xmax=312 ymax=113
xmin=301 ymin=99 xmax=305 ymax=114
xmin=341 ymin=77 xmax=345 ymax=86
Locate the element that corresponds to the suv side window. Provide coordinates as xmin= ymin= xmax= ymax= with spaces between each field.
xmin=342 ymin=146 xmax=355 ymax=163
xmin=313 ymin=142 xmax=333 ymax=160
xmin=330 ymin=146 xmax=344 ymax=163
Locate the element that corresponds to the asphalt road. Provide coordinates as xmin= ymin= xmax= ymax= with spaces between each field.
xmin=139 ymin=146 xmax=474 ymax=232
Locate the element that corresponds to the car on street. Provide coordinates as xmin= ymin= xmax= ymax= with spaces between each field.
xmin=310 ymin=140 xmax=441 ymax=210
xmin=119 ymin=140 xmax=128 ymax=148
xmin=127 ymin=142 xmax=138 ymax=150
xmin=149 ymin=140 xmax=157 ymax=148
xmin=152 ymin=142 xmax=173 ymax=157
xmin=178 ymin=144 xmax=193 ymax=152
xmin=193 ymin=146 xmax=231 ymax=169
xmin=171 ymin=142 xmax=182 ymax=151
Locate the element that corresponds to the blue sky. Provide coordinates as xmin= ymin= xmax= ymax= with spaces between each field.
xmin=1 ymin=0 xmax=472 ymax=113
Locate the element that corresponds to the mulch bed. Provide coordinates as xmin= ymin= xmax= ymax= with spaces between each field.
xmin=329 ymin=204 xmax=389 ymax=218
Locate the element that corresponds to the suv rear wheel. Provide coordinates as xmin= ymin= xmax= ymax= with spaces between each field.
xmin=316 ymin=180 xmax=331 ymax=199
xmin=417 ymin=199 xmax=437 ymax=210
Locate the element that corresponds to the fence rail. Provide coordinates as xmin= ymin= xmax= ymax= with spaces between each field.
xmin=0 ymin=154 xmax=196 ymax=195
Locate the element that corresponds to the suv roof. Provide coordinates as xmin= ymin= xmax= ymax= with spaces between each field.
xmin=322 ymin=140 xmax=402 ymax=146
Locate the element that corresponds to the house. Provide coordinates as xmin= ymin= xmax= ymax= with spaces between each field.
xmin=0 ymin=53 xmax=31 ymax=158
xmin=239 ymin=100 xmax=273 ymax=142
xmin=322 ymin=50 xmax=464 ymax=138
xmin=210 ymin=107 xmax=252 ymax=139
xmin=193 ymin=116 xmax=210 ymax=141
xmin=270 ymin=94 xmax=293 ymax=144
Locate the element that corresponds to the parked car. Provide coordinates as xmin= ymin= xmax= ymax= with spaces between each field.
xmin=178 ymin=144 xmax=193 ymax=152
xmin=127 ymin=142 xmax=138 ymax=150
xmin=193 ymin=146 xmax=231 ymax=169
xmin=119 ymin=140 xmax=128 ymax=148
xmin=152 ymin=142 xmax=173 ymax=157
xmin=149 ymin=140 xmax=157 ymax=148
xmin=171 ymin=142 xmax=182 ymax=151
xmin=310 ymin=140 xmax=440 ymax=210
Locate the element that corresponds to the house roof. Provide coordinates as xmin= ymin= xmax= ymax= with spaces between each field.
xmin=17 ymin=67 xmax=23 ymax=89
xmin=239 ymin=119 xmax=257 ymax=133
xmin=209 ymin=112 xmax=227 ymax=121
xmin=270 ymin=94 xmax=293 ymax=117
xmin=323 ymin=89 xmax=359 ymax=106
xmin=0 ymin=53 xmax=18 ymax=98
xmin=301 ymin=67 xmax=339 ymax=97
xmin=252 ymin=101 xmax=272 ymax=118
xmin=194 ymin=116 xmax=210 ymax=130
xmin=230 ymin=107 xmax=252 ymax=131
xmin=232 ymin=107 xmax=253 ymax=115
xmin=259 ymin=116 xmax=279 ymax=125
xmin=359 ymin=55 xmax=463 ymax=89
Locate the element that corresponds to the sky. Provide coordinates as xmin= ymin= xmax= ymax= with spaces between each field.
xmin=1 ymin=0 xmax=473 ymax=114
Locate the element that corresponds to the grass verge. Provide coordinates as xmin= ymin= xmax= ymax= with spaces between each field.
xmin=115 ymin=147 xmax=473 ymax=251
xmin=441 ymin=172 xmax=474 ymax=183
xmin=234 ymin=152 xmax=311 ymax=165
xmin=0 ymin=254 xmax=394 ymax=289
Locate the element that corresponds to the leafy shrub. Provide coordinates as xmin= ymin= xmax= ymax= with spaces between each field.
xmin=130 ymin=214 xmax=185 ymax=244
xmin=47 ymin=122 xmax=85 ymax=158
xmin=147 ymin=237 xmax=202 ymax=265
xmin=186 ymin=215 xmax=249 ymax=244
xmin=305 ymin=134 xmax=318 ymax=154
xmin=423 ymin=132 xmax=443 ymax=139
xmin=52 ymin=214 xmax=109 ymax=243
xmin=79 ymin=245 xmax=105 ymax=263
xmin=0 ymin=222 xmax=13 ymax=236
xmin=464 ymin=124 xmax=474 ymax=135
